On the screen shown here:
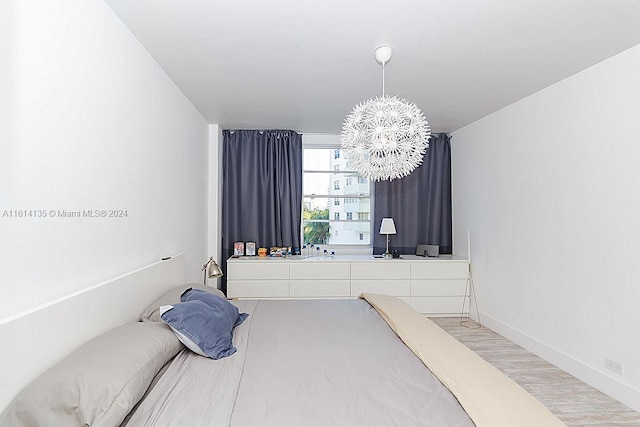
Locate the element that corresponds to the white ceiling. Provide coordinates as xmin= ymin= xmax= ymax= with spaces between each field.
xmin=104 ymin=0 xmax=640 ymax=134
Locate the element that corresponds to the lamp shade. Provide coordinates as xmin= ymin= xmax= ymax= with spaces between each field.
xmin=207 ymin=259 xmax=223 ymax=279
xmin=341 ymin=47 xmax=430 ymax=182
xmin=379 ymin=218 xmax=396 ymax=235
xmin=203 ymin=256 xmax=223 ymax=285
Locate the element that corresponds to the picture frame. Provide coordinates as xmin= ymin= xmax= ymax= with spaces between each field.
xmin=245 ymin=242 xmax=256 ymax=256
xmin=233 ymin=242 xmax=245 ymax=256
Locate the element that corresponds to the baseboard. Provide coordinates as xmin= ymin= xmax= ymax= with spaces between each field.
xmin=477 ymin=311 xmax=640 ymax=412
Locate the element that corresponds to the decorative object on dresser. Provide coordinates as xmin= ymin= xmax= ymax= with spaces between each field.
xmin=233 ymin=242 xmax=245 ymax=256
xmin=270 ymin=246 xmax=291 ymax=257
xmin=244 ymin=242 xmax=256 ymax=256
xmin=417 ymin=244 xmax=440 ymax=257
xmin=426 ymin=245 xmax=440 ymax=257
xmin=379 ymin=217 xmax=397 ymax=258
xmin=202 ymin=256 xmax=223 ymax=285
xmin=341 ymin=46 xmax=431 ymax=181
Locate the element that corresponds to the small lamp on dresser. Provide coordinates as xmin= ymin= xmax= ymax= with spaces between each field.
xmin=379 ymin=218 xmax=397 ymax=259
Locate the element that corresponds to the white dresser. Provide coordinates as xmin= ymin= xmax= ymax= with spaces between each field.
xmin=226 ymin=254 xmax=469 ymax=316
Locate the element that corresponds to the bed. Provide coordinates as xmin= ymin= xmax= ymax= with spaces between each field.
xmin=0 ymin=256 xmax=565 ymax=426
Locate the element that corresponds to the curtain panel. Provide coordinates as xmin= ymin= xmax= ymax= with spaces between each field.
xmin=221 ymin=130 xmax=302 ymax=291
xmin=373 ymin=133 xmax=452 ymax=255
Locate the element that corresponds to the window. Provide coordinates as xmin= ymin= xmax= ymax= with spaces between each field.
xmin=302 ymin=147 xmax=372 ymax=245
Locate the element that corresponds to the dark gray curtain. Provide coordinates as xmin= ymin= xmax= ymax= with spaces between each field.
xmin=221 ymin=130 xmax=302 ymax=292
xmin=373 ymin=133 xmax=452 ymax=255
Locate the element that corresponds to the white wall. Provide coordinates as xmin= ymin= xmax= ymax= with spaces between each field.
xmin=0 ymin=0 xmax=209 ymax=319
xmin=207 ymin=124 xmax=223 ymax=289
xmin=451 ymin=44 xmax=640 ymax=411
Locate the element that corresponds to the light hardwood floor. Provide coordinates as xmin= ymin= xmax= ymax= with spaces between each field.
xmin=430 ymin=318 xmax=640 ymax=426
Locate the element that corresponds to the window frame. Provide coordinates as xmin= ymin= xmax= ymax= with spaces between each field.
xmin=301 ymin=136 xmax=374 ymax=251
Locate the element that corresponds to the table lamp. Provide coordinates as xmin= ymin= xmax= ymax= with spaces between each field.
xmin=379 ymin=218 xmax=397 ymax=259
xmin=202 ymin=256 xmax=223 ymax=285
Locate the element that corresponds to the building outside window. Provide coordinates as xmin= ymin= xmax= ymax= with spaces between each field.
xmin=302 ymin=146 xmax=372 ymax=245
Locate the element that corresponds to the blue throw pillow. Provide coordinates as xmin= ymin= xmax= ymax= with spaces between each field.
xmin=160 ymin=298 xmax=247 ymax=360
xmin=180 ymin=288 xmax=249 ymax=328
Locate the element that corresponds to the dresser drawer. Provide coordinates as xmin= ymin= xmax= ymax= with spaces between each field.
xmin=227 ymin=280 xmax=289 ymax=298
xmin=351 ymin=280 xmax=410 ymax=297
xmin=227 ymin=262 xmax=289 ymax=280
xmin=410 ymin=262 xmax=468 ymax=279
xmin=290 ymin=280 xmax=351 ymax=297
xmin=351 ymin=262 xmax=410 ymax=280
xmin=290 ymin=263 xmax=350 ymax=280
xmin=411 ymin=279 xmax=467 ymax=297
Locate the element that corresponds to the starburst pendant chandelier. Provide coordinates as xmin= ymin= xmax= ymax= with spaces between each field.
xmin=341 ymin=46 xmax=431 ymax=181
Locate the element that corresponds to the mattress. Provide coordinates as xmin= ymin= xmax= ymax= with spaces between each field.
xmin=123 ymin=298 xmax=475 ymax=426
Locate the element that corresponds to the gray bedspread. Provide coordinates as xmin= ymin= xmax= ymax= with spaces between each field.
xmin=124 ymin=299 xmax=474 ymax=426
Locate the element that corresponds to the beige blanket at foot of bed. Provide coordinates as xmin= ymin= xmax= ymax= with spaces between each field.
xmin=361 ymin=293 xmax=566 ymax=427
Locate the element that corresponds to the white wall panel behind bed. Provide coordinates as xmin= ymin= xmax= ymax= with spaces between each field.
xmin=0 ymin=0 xmax=209 ymax=321
xmin=0 ymin=254 xmax=184 ymax=414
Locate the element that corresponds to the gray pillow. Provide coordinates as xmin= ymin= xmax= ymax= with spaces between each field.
xmin=139 ymin=283 xmax=225 ymax=322
xmin=0 ymin=322 xmax=182 ymax=427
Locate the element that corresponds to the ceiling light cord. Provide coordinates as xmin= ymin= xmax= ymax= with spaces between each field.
xmin=382 ymin=62 xmax=385 ymax=97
